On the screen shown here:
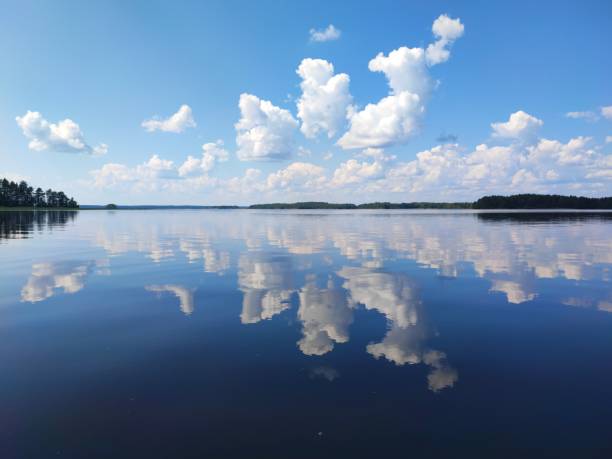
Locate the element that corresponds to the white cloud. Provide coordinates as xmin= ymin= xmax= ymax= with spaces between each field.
xmin=337 ymin=91 xmax=423 ymax=149
xmin=136 ymin=154 xmax=178 ymax=180
xmin=178 ymin=140 xmax=229 ymax=177
xmin=368 ymin=46 xmax=432 ymax=96
xmin=331 ymin=159 xmax=384 ymax=187
xmin=265 ymin=162 xmax=326 ymax=191
xmin=296 ymin=58 xmax=352 ymax=139
xmin=90 ymin=154 xmax=219 ymax=192
xmin=16 ymin=110 xmax=107 ymax=155
xmin=426 ymin=14 xmax=465 ymax=65
xmin=602 ymin=106 xmax=612 ymax=120
xmin=491 ymin=110 xmax=543 ymax=139
xmin=606 ymin=136 xmax=612 ymax=143
xmin=381 ymin=133 xmax=610 ymax=198
xmin=357 ymin=147 xmax=396 ymax=162
xmin=566 ymin=111 xmax=599 ymax=122
xmin=235 ymin=93 xmax=298 ymax=161
xmin=309 ymin=24 xmax=341 ymax=42
xmin=91 ymin=163 xmax=135 ymax=188
xmin=338 ymin=15 xmax=463 ymax=150
xmin=142 ymin=104 xmax=196 ymax=133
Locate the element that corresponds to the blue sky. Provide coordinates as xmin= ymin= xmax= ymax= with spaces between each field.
xmin=1 ymin=0 xmax=611 ymax=204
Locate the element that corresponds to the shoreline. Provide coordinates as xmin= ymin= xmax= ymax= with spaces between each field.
xmin=3 ymin=207 xmax=612 ymax=213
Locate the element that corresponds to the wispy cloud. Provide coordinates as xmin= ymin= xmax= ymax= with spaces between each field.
xmin=566 ymin=111 xmax=599 ymax=122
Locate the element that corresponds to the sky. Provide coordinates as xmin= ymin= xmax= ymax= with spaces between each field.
xmin=1 ymin=0 xmax=611 ymax=205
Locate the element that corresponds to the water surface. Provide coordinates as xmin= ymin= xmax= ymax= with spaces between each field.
xmin=1 ymin=210 xmax=611 ymax=457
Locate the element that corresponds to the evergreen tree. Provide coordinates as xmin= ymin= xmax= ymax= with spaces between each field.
xmin=0 ymin=178 xmax=79 ymax=208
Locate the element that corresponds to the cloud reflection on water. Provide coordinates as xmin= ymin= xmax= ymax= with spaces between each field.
xmin=10 ymin=210 xmax=612 ymax=391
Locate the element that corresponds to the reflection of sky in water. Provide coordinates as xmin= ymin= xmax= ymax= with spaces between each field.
xmin=1 ymin=210 xmax=612 ymax=455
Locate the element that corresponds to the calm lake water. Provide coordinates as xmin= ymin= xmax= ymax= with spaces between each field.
xmin=1 ymin=209 xmax=612 ymax=457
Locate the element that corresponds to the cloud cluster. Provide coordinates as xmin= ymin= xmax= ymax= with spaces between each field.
xmin=16 ymin=111 xmax=108 ymax=155
xmin=90 ymin=107 xmax=611 ymax=200
xmin=296 ymin=58 xmax=352 ymax=139
xmin=178 ymin=140 xmax=229 ymax=177
xmin=90 ymin=154 xmax=215 ymax=191
xmin=142 ymin=104 xmax=196 ymax=133
xmin=309 ymin=24 xmax=341 ymax=42
xmin=338 ymin=14 xmax=464 ymax=150
xmin=235 ymin=93 xmax=299 ymax=161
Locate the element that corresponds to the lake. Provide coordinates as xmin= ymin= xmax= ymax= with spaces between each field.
xmin=1 ymin=209 xmax=611 ymax=457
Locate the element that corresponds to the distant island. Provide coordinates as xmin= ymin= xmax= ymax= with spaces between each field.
xmin=0 ymin=178 xmax=78 ymax=208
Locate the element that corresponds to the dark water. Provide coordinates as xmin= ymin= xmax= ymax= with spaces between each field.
xmin=1 ymin=210 xmax=611 ymax=458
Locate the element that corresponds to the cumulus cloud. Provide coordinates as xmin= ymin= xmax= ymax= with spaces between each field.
xmin=491 ymin=110 xmax=543 ymax=140
xmin=602 ymin=106 xmax=612 ymax=120
xmin=381 ymin=132 xmax=610 ymax=198
xmin=331 ymin=159 xmax=384 ymax=187
xmin=235 ymin=93 xmax=298 ymax=161
xmin=90 ymin=154 xmax=217 ymax=192
xmin=16 ymin=110 xmax=107 ymax=155
xmin=338 ymin=14 xmax=464 ymax=149
xmin=426 ymin=14 xmax=465 ymax=65
xmin=296 ymin=58 xmax=352 ymax=139
xmin=368 ymin=46 xmax=432 ymax=96
xmin=178 ymin=140 xmax=229 ymax=177
xmin=309 ymin=24 xmax=341 ymax=42
xmin=265 ymin=162 xmax=327 ymax=191
xmin=337 ymin=91 xmax=423 ymax=149
xmin=141 ymin=104 xmax=196 ymax=133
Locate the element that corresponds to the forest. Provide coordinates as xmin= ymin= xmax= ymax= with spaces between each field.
xmin=0 ymin=178 xmax=79 ymax=208
xmin=473 ymin=194 xmax=612 ymax=209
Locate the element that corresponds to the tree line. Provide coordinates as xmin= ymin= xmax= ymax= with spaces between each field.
xmin=0 ymin=178 xmax=78 ymax=208
xmin=473 ymin=194 xmax=612 ymax=209
xmin=249 ymin=201 xmax=471 ymax=209
xmin=250 ymin=195 xmax=612 ymax=210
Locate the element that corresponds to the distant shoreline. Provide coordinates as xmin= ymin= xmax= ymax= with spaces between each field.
xmin=2 ymin=194 xmax=612 ymax=211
